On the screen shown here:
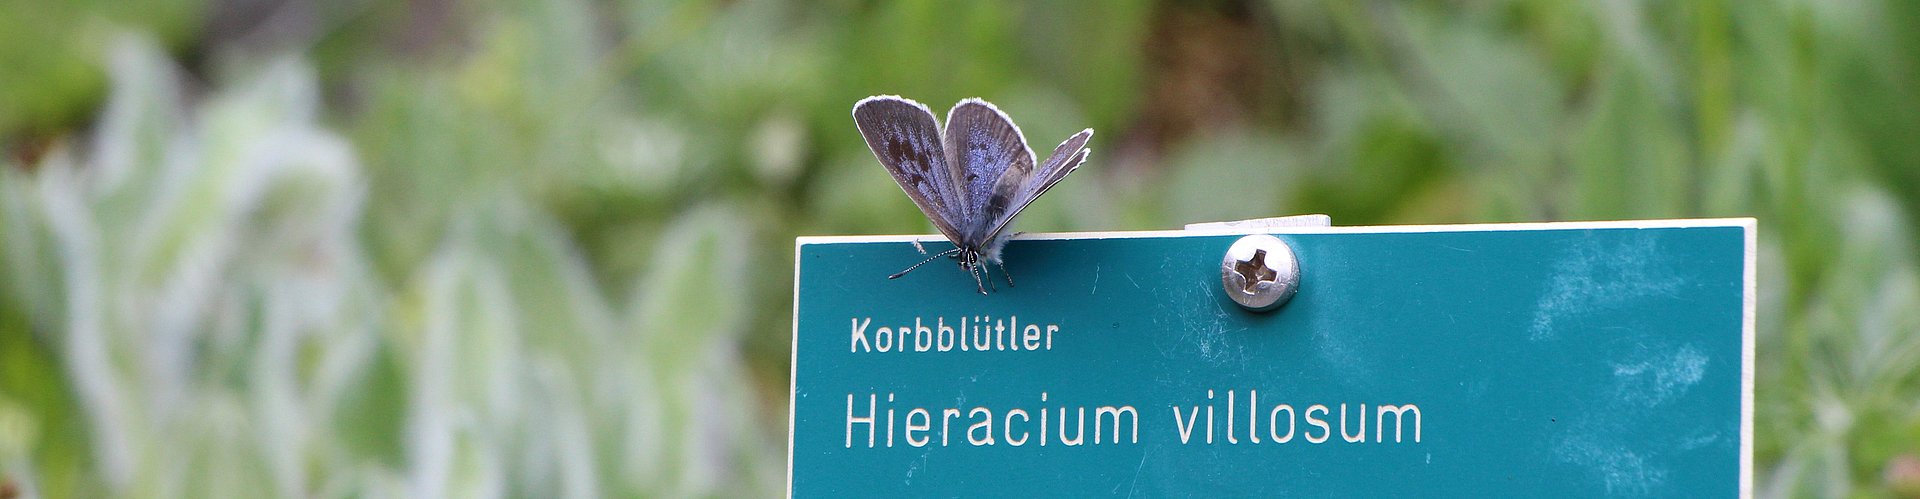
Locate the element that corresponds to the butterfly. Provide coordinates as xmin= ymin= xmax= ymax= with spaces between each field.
xmin=853 ymin=95 xmax=1094 ymax=294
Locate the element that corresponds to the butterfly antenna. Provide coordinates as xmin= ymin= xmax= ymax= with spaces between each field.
xmin=889 ymin=248 xmax=961 ymax=279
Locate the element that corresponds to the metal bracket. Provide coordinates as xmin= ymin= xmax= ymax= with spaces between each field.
xmin=1184 ymin=214 xmax=1332 ymax=231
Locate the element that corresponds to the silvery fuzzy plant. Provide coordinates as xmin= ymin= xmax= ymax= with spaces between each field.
xmin=2 ymin=36 xmax=377 ymax=497
xmin=0 ymin=35 xmax=777 ymax=498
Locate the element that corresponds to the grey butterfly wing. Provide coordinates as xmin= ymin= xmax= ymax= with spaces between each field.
xmin=981 ymin=129 xmax=1093 ymax=241
xmin=853 ymin=96 xmax=968 ymax=244
xmin=941 ymin=99 xmax=1035 ymax=246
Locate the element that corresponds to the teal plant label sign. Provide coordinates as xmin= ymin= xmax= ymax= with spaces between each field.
xmin=788 ymin=219 xmax=1754 ymax=496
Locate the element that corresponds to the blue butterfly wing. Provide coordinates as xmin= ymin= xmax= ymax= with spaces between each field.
xmin=981 ymin=129 xmax=1093 ymax=244
xmin=854 ymin=96 xmax=968 ymax=244
xmin=941 ymin=99 xmax=1035 ymax=247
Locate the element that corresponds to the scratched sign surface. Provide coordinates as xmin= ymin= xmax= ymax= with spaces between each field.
xmin=788 ymin=219 xmax=1754 ymax=496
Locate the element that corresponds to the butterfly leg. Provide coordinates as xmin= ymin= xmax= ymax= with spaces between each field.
xmin=997 ymin=260 xmax=1014 ymax=288
xmin=981 ymin=261 xmax=999 ymax=292
xmin=969 ymin=264 xmax=987 ymax=294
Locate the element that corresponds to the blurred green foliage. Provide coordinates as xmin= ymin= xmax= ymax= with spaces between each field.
xmin=2 ymin=0 xmax=1919 ymax=496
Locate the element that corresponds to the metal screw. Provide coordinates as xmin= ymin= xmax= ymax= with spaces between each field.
xmin=1221 ymin=234 xmax=1299 ymax=312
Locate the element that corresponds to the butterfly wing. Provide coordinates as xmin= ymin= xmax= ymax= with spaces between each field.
xmin=980 ymin=129 xmax=1093 ymax=243
xmin=853 ymin=95 xmax=968 ymax=244
xmin=941 ymin=99 xmax=1035 ymax=247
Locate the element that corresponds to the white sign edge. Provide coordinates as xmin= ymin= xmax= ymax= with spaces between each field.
xmin=1741 ymin=218 xmax=1757 ymax=498
xmin=795 ymin=217 xmax=1758 ymax=245
xmin=787 ymin=239 xmax=802 ymax=498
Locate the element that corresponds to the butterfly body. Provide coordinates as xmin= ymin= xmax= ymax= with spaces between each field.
xmin=853 ymin=95 xmax=1093 ymax=294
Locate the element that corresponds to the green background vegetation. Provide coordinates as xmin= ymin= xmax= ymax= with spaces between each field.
xmin=2 ymin=0 xmax=1918 ymax=496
